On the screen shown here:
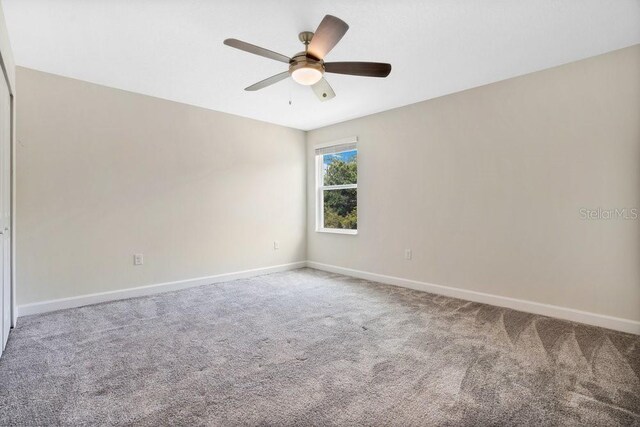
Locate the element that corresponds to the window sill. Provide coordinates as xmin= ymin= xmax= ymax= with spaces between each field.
xmin=316 ymin=228 xmax=358 ymax=235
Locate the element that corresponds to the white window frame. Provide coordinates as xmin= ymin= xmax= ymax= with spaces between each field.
xmin=315 ymin=137 xmax=358 ymax=235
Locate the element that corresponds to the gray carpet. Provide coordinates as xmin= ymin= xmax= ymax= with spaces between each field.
xmin=0 ymin=268 xmax=638 ymax=426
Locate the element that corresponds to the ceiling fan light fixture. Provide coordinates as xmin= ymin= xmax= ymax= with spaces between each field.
xmin=224 ymin=15 xmax=391 ymax=101
xmin=291 ymin=66 xmax=323 ymax=86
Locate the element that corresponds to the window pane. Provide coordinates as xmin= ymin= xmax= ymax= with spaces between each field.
xmin=323 ymin=188 xmax=357 ymax=230
xmin=322 ymin=150 xmax=357 ymax=186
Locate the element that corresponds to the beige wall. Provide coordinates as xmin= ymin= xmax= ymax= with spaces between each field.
xmin=307 ymin=45 xmax=640 ymax=322
xmin=16 ymin=67 xmax=306 ymax=305
xmin=15 ymin=45 xmax=640 ymax=323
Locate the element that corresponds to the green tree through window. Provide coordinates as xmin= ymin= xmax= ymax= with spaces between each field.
xmin=322 ymin=150 xmax=357 ymax=230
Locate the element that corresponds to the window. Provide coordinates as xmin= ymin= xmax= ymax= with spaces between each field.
xmin=315 ymin=138 xmax=357 ymax=234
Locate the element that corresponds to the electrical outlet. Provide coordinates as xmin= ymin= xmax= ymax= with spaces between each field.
xmin=133 ymin=253 xmax=144 ymax=265
xmin=273 ymin=241 xmax=280 ymax=250
xmin=404 ymin=249 xmax=412 ymax=260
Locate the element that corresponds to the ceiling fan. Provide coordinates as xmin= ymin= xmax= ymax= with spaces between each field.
xmin=223 ymin=15 xmax=392 ymax=101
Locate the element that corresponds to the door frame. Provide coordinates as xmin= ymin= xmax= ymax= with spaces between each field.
xmin=0 ymin=47 xmax=15 ymax=329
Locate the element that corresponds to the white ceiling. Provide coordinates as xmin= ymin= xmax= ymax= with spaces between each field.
xmin=2 ymin=0 xmax=639 ymax=130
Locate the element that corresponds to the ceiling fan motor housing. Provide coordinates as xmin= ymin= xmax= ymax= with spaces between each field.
xmin=289 ymin=52 xmax=324 ymax=76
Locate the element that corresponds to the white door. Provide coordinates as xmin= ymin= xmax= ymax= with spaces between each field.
xmin=0 ymin=74 xmax=10 ymax=351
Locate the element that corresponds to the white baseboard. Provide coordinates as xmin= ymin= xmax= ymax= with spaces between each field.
xmin=16 ymin=260 xmax=640 ymax=335
xmin=306 ymin=261 xmax=640 ymax=335
xmin=17 ymin=261 xmax=307 ymax=317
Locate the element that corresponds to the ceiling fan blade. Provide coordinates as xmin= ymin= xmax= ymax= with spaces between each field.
xmin=245 ymin=71 xmax=290 ymax=91
xmin=224 ymin=38 xmax=291 ymax=64
xmin=324 ymin=62 xmax=392 ymax=78
xmin=311 ymin=77 xmax=336 ymax=101
xmin=307 ymin=15 xmax=349 ymax=60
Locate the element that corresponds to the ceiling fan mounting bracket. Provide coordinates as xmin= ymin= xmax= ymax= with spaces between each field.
xmin=298 ymin=31 xmax=314 ymax=46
